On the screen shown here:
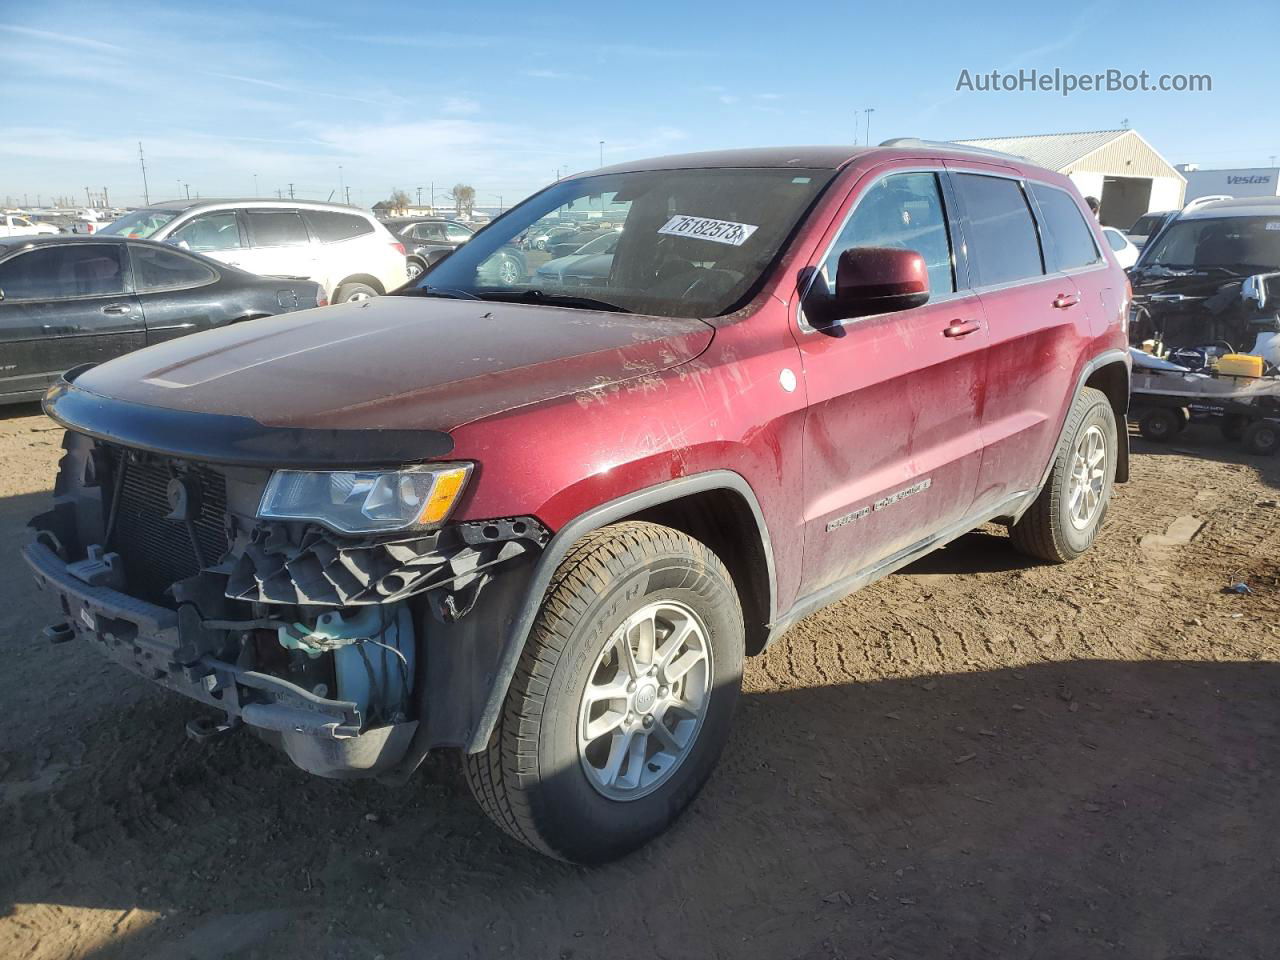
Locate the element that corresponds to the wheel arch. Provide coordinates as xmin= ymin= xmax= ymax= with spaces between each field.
xmin=417 ymin=472 xmax=776 ymax=761
xmin=1083 ymin=357 xmax=1131 ymax=483
xmin=334 ymin=273 xmax=385 ymax=297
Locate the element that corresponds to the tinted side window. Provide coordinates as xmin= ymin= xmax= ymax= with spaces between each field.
xmin=305 ymin=211 xmax=374 ymax=243
xmin=952 ymin=174 xmax=1044 ymax=286
xmin=169 ymin=212 xmax=242 ymax=252
xmin=414 ymin=222 xmax=448 ymax=241
xmin=445 ymin=223 xmax=472 ymax=243
xmin=1105 ymin=229 xmax=1128 ymax=252
xmin=130 ymin=245 xmax=217 ymax=291
xmin=1031 ymin=184 xmax=1102 ymax=271
xmin=0 ymin=244 xmax=125 ymax=300
xmin=245 ymin=210 xmax=310 ymax=247
xmin=824 ymin=171 xmax=955 ymax=296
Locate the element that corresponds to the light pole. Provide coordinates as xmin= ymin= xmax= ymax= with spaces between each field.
xmin=339 ymin=164 xmax=345 ymax=202
xmin=492 ymin=194 xmax=504 ymax=214
xmin=253 ymin=173 xmax=259 ymax=197
xmin=599 ymin=140 xmax=604 ymax=166
xmin=864 ymin=107 xmax=875 ymax=146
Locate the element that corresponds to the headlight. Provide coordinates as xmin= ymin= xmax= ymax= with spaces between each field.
xmin=258 ymin=463 xmax=473 ymax=534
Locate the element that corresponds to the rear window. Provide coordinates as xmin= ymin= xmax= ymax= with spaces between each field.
xmin=245 ymin=210 xmax=310 ymax=247
xmin=305 ymin=210 xmax=374 ymax=243
xmin=1129 ymin=214 xmax=1161 ymax=236
xmin=129 ymin=244 xmax=217 ymax=291
xmin=952 ymin=174 xmax=1044 ymax=286
xmin=1030 ymin=184 xmax=1102 ymax=271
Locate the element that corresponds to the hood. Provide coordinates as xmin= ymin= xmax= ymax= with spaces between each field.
xmin=73 ymin=296 xmax=713 ymax=432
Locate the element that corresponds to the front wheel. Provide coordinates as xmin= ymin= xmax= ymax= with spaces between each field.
xmin=464 ymin=521 xmax=744 ymax=864
xmin=1010 ymin=387 xmax=1118 ymax=563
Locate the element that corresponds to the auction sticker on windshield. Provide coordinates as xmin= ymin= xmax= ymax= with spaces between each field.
xmin=658 ymin=215 xmax=758 ymax=246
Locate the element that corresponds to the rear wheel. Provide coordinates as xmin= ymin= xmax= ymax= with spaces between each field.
xmin=1010 ymin=387 xmax=1117 ymax=563
xmin=1138 ymin=407 xmax=1185 ymax=442
xmin=464 ymin=521 xmax=743 ymax=864
xmin=406 ymin=258 xmax=425 ymax=281
xmin=1242 ymin=420 xmax=1280 ymax=456
xmin=335 ymin=281 xmax=378 ymax=302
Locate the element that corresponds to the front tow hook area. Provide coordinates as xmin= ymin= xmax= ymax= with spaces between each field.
xmin=186 ymin=715 xmax=242 ymax=743
xmin=42 ymin=621 xmax=76 ymax=644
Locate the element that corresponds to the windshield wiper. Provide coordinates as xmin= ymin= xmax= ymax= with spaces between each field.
xmin=483 ymin=289 xmax=632 ymax=313
xmin=396 ymin=284 xmax=482 ymax=301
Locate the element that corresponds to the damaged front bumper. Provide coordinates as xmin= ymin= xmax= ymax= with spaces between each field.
xmin=27 ymin=424 xmax=547 ymax=779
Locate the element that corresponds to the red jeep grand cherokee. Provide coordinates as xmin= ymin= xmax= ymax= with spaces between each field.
xmin=27 ymin=141 xmax=1130 ymax=863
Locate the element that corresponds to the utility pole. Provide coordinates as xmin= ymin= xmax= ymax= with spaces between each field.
xmin=138 ymin=142 xmax=150 ymax=205
xmin=253 ymin=173 xmax=259 ymax=197
xmin=288 ymin=183 xmax=295 ymax=199
xmin=85 ymin=186 xmax=92 ymax=208
xmin=430 ymin=182 xmax=435 ymax=211
xmin=416 ymin=186 xmax=423 ymax=207
xmin=864 ymin=107 xmax=875 ymax=147
xmin=102 ymin=186 xmax=109 ymax=208
xmin=183 ymin=182 xmax=191 ymax=200
xmin=599 ymin=140 xmax=604 ymax=166
xmin=345 ymin=186 xmax=352 ymax=205
xmin=277 ymin=188 xmax=283 ymax=199
xmin=338 ymin=165 xmax=345 ymax=202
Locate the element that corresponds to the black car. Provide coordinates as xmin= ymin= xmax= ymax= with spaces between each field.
xmin=387 ymin=217 xmax=527 ymax=286
xmin=1128 ymin=197 xmax=1280 ymax=353
xmin=0 ymin=235 xmax=324 ymax=404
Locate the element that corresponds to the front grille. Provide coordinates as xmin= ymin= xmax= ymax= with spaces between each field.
xmin=107 ymin=450 xmax=230 ymax=605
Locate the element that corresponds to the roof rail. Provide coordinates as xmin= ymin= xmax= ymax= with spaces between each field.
xmin=878 ymin=137 xmax=1027 ymax=163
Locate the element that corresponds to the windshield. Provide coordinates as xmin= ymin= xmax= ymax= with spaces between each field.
xmin=1129 ymin=214 xmax=1161 ymax=235
xmin=1142 ymin=215 xmax=1280 ymax=270
xmin=411 ymin=167 xmax=834 ymax=318
xmin=99 ymin=209 xmax=180 ymax=238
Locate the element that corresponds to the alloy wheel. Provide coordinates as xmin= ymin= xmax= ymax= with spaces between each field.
xmin=577 ymin=600 xmax=712 ymax=801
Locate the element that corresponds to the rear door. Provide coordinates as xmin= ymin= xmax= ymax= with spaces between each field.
xmin=946 ymin=166 xmax=1096 ymax=510
xmin=794 ymin=165 xmax=988 ymax=596
xmin=238 ymin=209 xmax=321 ymax=282
xmin=127 ymin=243 xmax=224 ymax=344
xmin=0 ymin=242 xmax=144 ymax=398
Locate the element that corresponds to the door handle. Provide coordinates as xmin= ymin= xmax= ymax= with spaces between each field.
xmin=101 ymin=304 xmax=131 ymax=315
xmin=943 ymin=319 xmax=981 ymax=338
xmin=1052 ymin=293 xmax=1081 ymax=309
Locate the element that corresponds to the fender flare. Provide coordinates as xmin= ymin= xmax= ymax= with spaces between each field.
xmin=462 ymin=469 xmax=776 ymax=753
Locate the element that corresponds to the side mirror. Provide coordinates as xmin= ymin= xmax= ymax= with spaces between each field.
xmin=0 ymin=289 xmax=5 ymax=302
xmin=829 ymin=246 xmax=930 ymax=320
xmin=426 ymin=249 xmax=452 ymax=267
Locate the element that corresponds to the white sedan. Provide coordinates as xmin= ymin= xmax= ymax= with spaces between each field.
xmin=1102 ymin=226 xmax=1139 ymax=268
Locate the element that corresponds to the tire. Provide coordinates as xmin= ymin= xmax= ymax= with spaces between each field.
xmin=464 ymin=521 xmax=744 ymax=864
xmin=1242 ymin=420 xmax=1280 ymax=456
xmin=406 ymin=259 xmax=425 ymax=281
xmin=1220 ymin=415 xmax=1249 ymax=441
xmin=495 ymin=255 xmax=523 ymax=286
xmin=1138 ymin=407 xmax=1184 ymax=442
xmin=1010 ymin=386 xmax=1118 ymax=564
xmin=335 ymin=281 xmax=378 ymax=302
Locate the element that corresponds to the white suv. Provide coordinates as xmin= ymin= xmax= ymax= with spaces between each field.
xmin=1 ymin=213 xmax=60 ymax=237
xmin=100 ymin=200 xmax=408 ymax=302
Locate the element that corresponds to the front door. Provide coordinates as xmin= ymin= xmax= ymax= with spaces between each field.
xmin=0 ymin=242 xmax=144 ymax=399
xmin=794 ymin=167 xmax=988 ymax=597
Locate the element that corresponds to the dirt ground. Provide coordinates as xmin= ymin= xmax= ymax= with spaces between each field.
xmin=1 ymin=401 xmax=1277 ymax=960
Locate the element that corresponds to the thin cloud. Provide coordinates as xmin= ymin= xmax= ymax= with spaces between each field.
xmin=442 ymin=96 xmax=482 ymax=115
xmin=0 ymin=23 xmax=126 ymax=53
xmin=208 ymin=71 xmax=389 ymax=108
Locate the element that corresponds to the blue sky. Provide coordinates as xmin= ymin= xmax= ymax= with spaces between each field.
xmin=1 ymin=0 xmax=1274 ymax=209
